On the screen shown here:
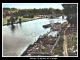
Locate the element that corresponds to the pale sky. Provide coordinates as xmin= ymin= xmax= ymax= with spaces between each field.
xmin=2 ymin=3 xmax=64 ymax=10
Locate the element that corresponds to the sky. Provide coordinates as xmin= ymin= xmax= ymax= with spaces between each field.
xmin=2 ymin=3 xmax=64 ymax=10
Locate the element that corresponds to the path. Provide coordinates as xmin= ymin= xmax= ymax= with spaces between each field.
xmin=63 ymin=24 xmax=70 ymax=56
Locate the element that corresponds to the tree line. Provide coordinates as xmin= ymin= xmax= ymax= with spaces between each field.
xmin=3 ymin=4 xmax=77 ymax=26
xmin=3 ymin=7 xmax=62 ymax=18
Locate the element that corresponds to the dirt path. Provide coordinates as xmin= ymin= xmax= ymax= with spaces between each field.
xmin=63 ymin=24 xmax=70 ymax=56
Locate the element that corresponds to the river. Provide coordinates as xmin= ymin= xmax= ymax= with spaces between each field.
xmin=2 ymin=16 xmax=67 ymax=56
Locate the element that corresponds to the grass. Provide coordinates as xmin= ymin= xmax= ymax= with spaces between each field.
xmin=18 ymin=16 xmax=32 ymax=21
xmin=67 ymin=33 xmax=77 ymax=48
xmin=3 ymin=16 xmax=33 ymax=25
xmin=53 ymin=49 xmax=63 ymax=56
xmin=3 ymin=17 xmax=10 ymax=24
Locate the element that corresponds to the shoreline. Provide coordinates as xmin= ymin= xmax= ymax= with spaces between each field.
xmin=21 ymin=23 xmax=60 ymax=56
xmin=21 ymin=30 xmax=60 ymax=56
xmin=20 ymin=22 xmax=77 ymax=56
xmin=3 ymin=18 xmax=47 ymax=26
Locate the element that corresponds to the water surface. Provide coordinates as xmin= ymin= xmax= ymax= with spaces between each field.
xmin=3 ymin=16 xmax=67 ymax=56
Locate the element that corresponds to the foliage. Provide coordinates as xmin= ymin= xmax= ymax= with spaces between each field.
xmin=19 ymin=18 xmax=22 ymax=23
xmin=62 ymin=4 xmax=77 ymax=15
xmin=67 ymin=34 xmax=77 ymax=48
xmin=53 ymin=49 xmax=63 ymax=56
xmin=3 ymin=7 xmax=62 ymax=17
xmin=54 ymin=9 xmax=62 ymax=14
xmin=67 ymin=14 xmax=77 ymax=26
xmin=62 ymin=4 xmax=77 ymax=26
xmin=15 ymin=16 xmax=18 ymax=20
xmin=10 ymin=16 xmax=15 ymax=24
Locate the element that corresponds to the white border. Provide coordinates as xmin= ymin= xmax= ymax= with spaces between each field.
xmin=2 ymin=3 xmax=78 ymax=57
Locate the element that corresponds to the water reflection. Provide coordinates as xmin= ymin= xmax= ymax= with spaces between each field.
xmin=19 ymin=23 xmax=22 ymax=28
xmin=11 ymin=24 xmax=15 ymax=33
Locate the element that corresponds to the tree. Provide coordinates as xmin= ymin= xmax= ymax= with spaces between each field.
xmin=62 ymin=4 xmax=77 ymax=26
xmin=10 ymin=16 xmax=15 ymax=25
xmin=3 ymin=8 xmax=11 ymax=10
xmin=54 ymin=9 xmax=62 ymax=14
xmin=11 ymin=8 xmax=17 ymax=10
xmin=19 ymin=18 xmax=22 ymax=23
xmin=67 ymin=14 xmax=77 ymax=26
xmin=3 ymin=7 xmax=63 ymax=18
xmin=62 ymin=4 xmax=77 ymax=15
xmin=7 ymin=19 xmax=10 ymax=25
xmin=33 ymin=8 xmax=36 ymax=15
xmin=18 ymin=10 xmax=27 ymax=16
xmin=62 ymin=4 xmax=77 ymax=56
xmin=49 ymin=8 xmax=53 ymax=14
xmin=15 ymin=16 xmax=18 ymax=20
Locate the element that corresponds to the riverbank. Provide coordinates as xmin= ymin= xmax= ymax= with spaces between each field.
xmin=3 ymin=15 xmax=61 ymax=26
xmin=3 ymin=16 xmax=44 ymax=26
xmin=21 ymin=23 xmax=61 ymax=56
xmin=3 ymin=19 xmax=32 ymax=26
xmin=3 ymin=16 xmax=77 ymax=56
xmin=21 ymin=33 xmax=58 ymax=56
xmin=21 ymin=22 xmax=77 ymax=56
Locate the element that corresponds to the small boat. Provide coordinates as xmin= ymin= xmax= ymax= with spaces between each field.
xmin=43 ymin=24 xmax=51 ymax=28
